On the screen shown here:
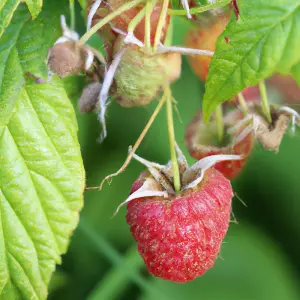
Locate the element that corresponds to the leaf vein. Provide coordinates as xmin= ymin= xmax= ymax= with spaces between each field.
xmin=5 ymin=126 xmax=59 ymax=269
xmin=205 ymin=2 xmax=300 ymax=113
xmin=6 ymin=250 xmax=39 ymax=300
xmin=23 ymin=86 xmax=75 ymax=194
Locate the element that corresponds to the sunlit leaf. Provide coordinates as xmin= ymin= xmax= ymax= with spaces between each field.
xmin=0 ymin=3 xmax=84 ymax=298
xmin=203 ymin=0 xmax=300 ymax=121
xmin=0 ymin=0 xmax=20 ymax=38
xmin=24 ymin=0 xmax=42 ymax=18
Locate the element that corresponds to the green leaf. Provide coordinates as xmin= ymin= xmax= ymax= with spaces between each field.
xmin=0 ymin=0 xmax=43 ymax=36
xmin=202 ymin=0 xmax=300 ymax=121
xmin=0 ymin=3 xmax=84 ymax=299
xmin=0 ymin=0 xmax=20 ymax=38
xmin=24 ymin=0 xmax=42 ymax=19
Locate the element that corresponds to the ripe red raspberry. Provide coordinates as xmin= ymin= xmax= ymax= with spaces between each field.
xmin=126 ymin=168 xmax=233 ymax=282
xmin=185 ymin=109 xmax=254 ymax=179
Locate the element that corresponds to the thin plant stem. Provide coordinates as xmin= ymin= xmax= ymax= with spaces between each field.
xmin=258 ymin=80 xmax=272 ymax=123
xmin=69 ymin=0 xmax=76 ymax=31
xmin=96 ymin=95 xmax=166 ymax=190
xmin=87 ymin=246 xmax=146 ymax=300
xmin=237 ymin=92 xmax=248 ymax=116
xmin=215 ymin=104 xmax=224 ymax=143
xmin=79 ymin=220 xmax=169 ymax=300
xmin=153 ymin=0 xmax=169 ymax=51
xmin=165 ymin=86 xmax=181 ymax=193
xmin=80 ymin=0 xmax=144 ymax=44
xmin=145 ymin=0 xmax=154 ymax=49
xmin=168 ymin=0 xmax=231 ymax=16
xmin=163 ymin=15 xmax=173 ymax=47
xmin=128 ymin=5 xmax=147 ymax=33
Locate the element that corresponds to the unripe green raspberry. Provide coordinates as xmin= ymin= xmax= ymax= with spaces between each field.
xmin=112 ymin=38 xmax=182 ymax=107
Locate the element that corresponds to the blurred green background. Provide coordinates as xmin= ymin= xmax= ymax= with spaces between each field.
xmin=49 ymin=7 xmax=300 ymax=300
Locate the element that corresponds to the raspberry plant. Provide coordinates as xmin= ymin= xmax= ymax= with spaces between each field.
xmin=0 ymin=0 xmax=300 ymax=299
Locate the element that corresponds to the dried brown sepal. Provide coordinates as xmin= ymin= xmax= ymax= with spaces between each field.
xmin=48 ymin=41 xmax=87 ymax=77
xmin=255 ymin=109 xmax=290 ymax=152
xmin=78 ymin=82 xmax=102 ymax=113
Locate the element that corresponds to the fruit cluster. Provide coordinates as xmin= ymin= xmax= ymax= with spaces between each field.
xmin=46 ymin=0 xmax=299 ymax=283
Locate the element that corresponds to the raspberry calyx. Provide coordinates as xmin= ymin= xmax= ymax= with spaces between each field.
xmin=185 ymin=108 xmax=254 ymax=179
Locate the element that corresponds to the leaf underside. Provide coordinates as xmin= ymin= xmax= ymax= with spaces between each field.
xmin=0 ymin=3 xmax=84 ymax=299
xmin=203 ymin=0 xmax=300 ymax=121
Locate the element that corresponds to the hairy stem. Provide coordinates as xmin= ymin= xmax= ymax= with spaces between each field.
xmin=258 ymin=80 xmax=272 ymax=123
xmin=215 ymin=104 xmax=224 ymax=143
xmin=237 ymin=92 xmax=248 ymax=116
xmin=165 ymin=86 xmax=181 ymax=193
xmin=80 ymin=0 xmax=144 ymax=44
xmin=153 ymin=0 xmax=169 ymax=51
xmin=168 ymin=0 xmax=231 ymax=16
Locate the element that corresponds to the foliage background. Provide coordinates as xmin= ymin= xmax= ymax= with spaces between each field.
xmin=32 ymin=2 xmax=300 ymax=299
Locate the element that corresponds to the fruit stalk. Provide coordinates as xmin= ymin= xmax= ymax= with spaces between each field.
xmin=87 ymin=245 xmax=146 ymax=300
xmin=79 ymin=221 xmax=168 ymax=300
xmin=145 ymin=0 xmax=154 ymax=48
xmin=215 ymin=104 xmax=224 ymax=143
xmin=154 ymin=0 xmax=169 ymax=51
xmin=128 ymin=5 xmax=147 ymax=34
xmin=98 ymin=95 xmax=166 ymax=190
xmin=165 ymin=86 xmax=181 ymax=193
xmin=69 ymin=0 xmax=76 ymax=31
xmin=163 ymin=14 xmax=173 ymax=46
xmin=237 ymin=92 xmax=248 ymax=116
xmin=80 ymin=0 xmax=145 ymax=44
xmin=258 ymin=80 xmax=272 ymax=123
